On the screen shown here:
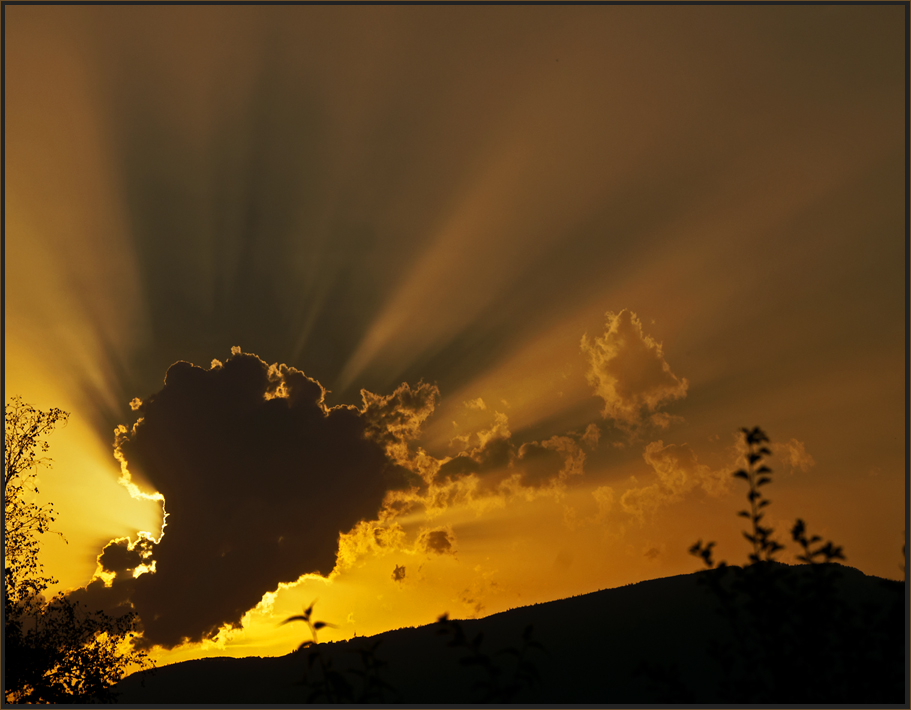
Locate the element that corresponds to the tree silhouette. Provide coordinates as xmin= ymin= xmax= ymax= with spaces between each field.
xmin=4 ymin=397 xmax=153 ymax=703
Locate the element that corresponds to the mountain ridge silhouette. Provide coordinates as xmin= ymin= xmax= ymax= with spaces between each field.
xmin=115 ymin=562 xmax=904 ymax=704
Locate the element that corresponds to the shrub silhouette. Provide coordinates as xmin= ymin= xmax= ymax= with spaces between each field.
xmin=688 ymin=426 xmax=903 ymax=703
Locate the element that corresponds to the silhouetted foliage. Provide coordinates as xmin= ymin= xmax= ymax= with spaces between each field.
xmin=4 ymin=397 xmax=152 ymax=703
xmin=687 ymin=426 xmax=903 ymax=703
xmin=5 ymin=397 xmax=69 ymax=607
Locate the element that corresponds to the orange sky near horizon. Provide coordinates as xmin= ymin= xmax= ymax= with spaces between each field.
xmin=4 ymin=4 xmax=906 ymax=668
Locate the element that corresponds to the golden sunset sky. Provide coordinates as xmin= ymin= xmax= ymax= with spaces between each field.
xmin=5 ymin=4 xmax=906 ymax=667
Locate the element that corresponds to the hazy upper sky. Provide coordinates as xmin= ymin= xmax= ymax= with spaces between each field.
xmin=5 ymin=4 xmax=905 ymax=664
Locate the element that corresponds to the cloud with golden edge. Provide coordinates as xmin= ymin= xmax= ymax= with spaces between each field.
xmin=581 ymin=310 xmax=688 ymax=435
xmin=335 ymin=517 xmax=411 ymax=572
xmin=71 ymin=349 xmax=421 ymax=650
xmin=81 ymin=345 xmax=610 ymax=649
xmin=340 ymin=404 xmax=598 ymax=570
xmin=592 ymin=485 xmax=616 ymax=520
xmin=360 ymin=381 xmax=440 ymax=481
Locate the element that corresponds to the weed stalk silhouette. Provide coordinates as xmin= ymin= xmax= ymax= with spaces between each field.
xmin=282 ymin=601 xmax=346 ymax=702
xmin=282 ymin=601 xmax=394 ymax=702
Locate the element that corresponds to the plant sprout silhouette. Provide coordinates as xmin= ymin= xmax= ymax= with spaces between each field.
xmin=281 ymin=600 xmax=334 ymax=646
xmin=281 ymin=601 xmax=392 ymax=702
xmin=281 ymin=601 xmax=347 ymax=702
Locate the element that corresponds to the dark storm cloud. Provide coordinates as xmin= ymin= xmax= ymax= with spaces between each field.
xmin=81 ymin=349 xmax=412 ymax=649
xmin=65 ymin=577 xmax=136 ymax=625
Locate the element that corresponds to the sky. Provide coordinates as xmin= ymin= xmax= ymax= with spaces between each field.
xmin=5 ymin=4 xmax=906 ymax=666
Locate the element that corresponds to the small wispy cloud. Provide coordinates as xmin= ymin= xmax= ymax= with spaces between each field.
xmin=581 ymin=310 xmax=688 ymax=436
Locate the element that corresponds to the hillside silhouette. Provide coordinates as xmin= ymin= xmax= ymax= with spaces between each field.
xmin=115 ymin=562 xmax=904 ymax=704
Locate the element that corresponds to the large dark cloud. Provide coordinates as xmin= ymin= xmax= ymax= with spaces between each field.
xmin=76 ymin=353 xmax=587 ymax=646
xmin=86 ymin=349 xmax=410 ymax=649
